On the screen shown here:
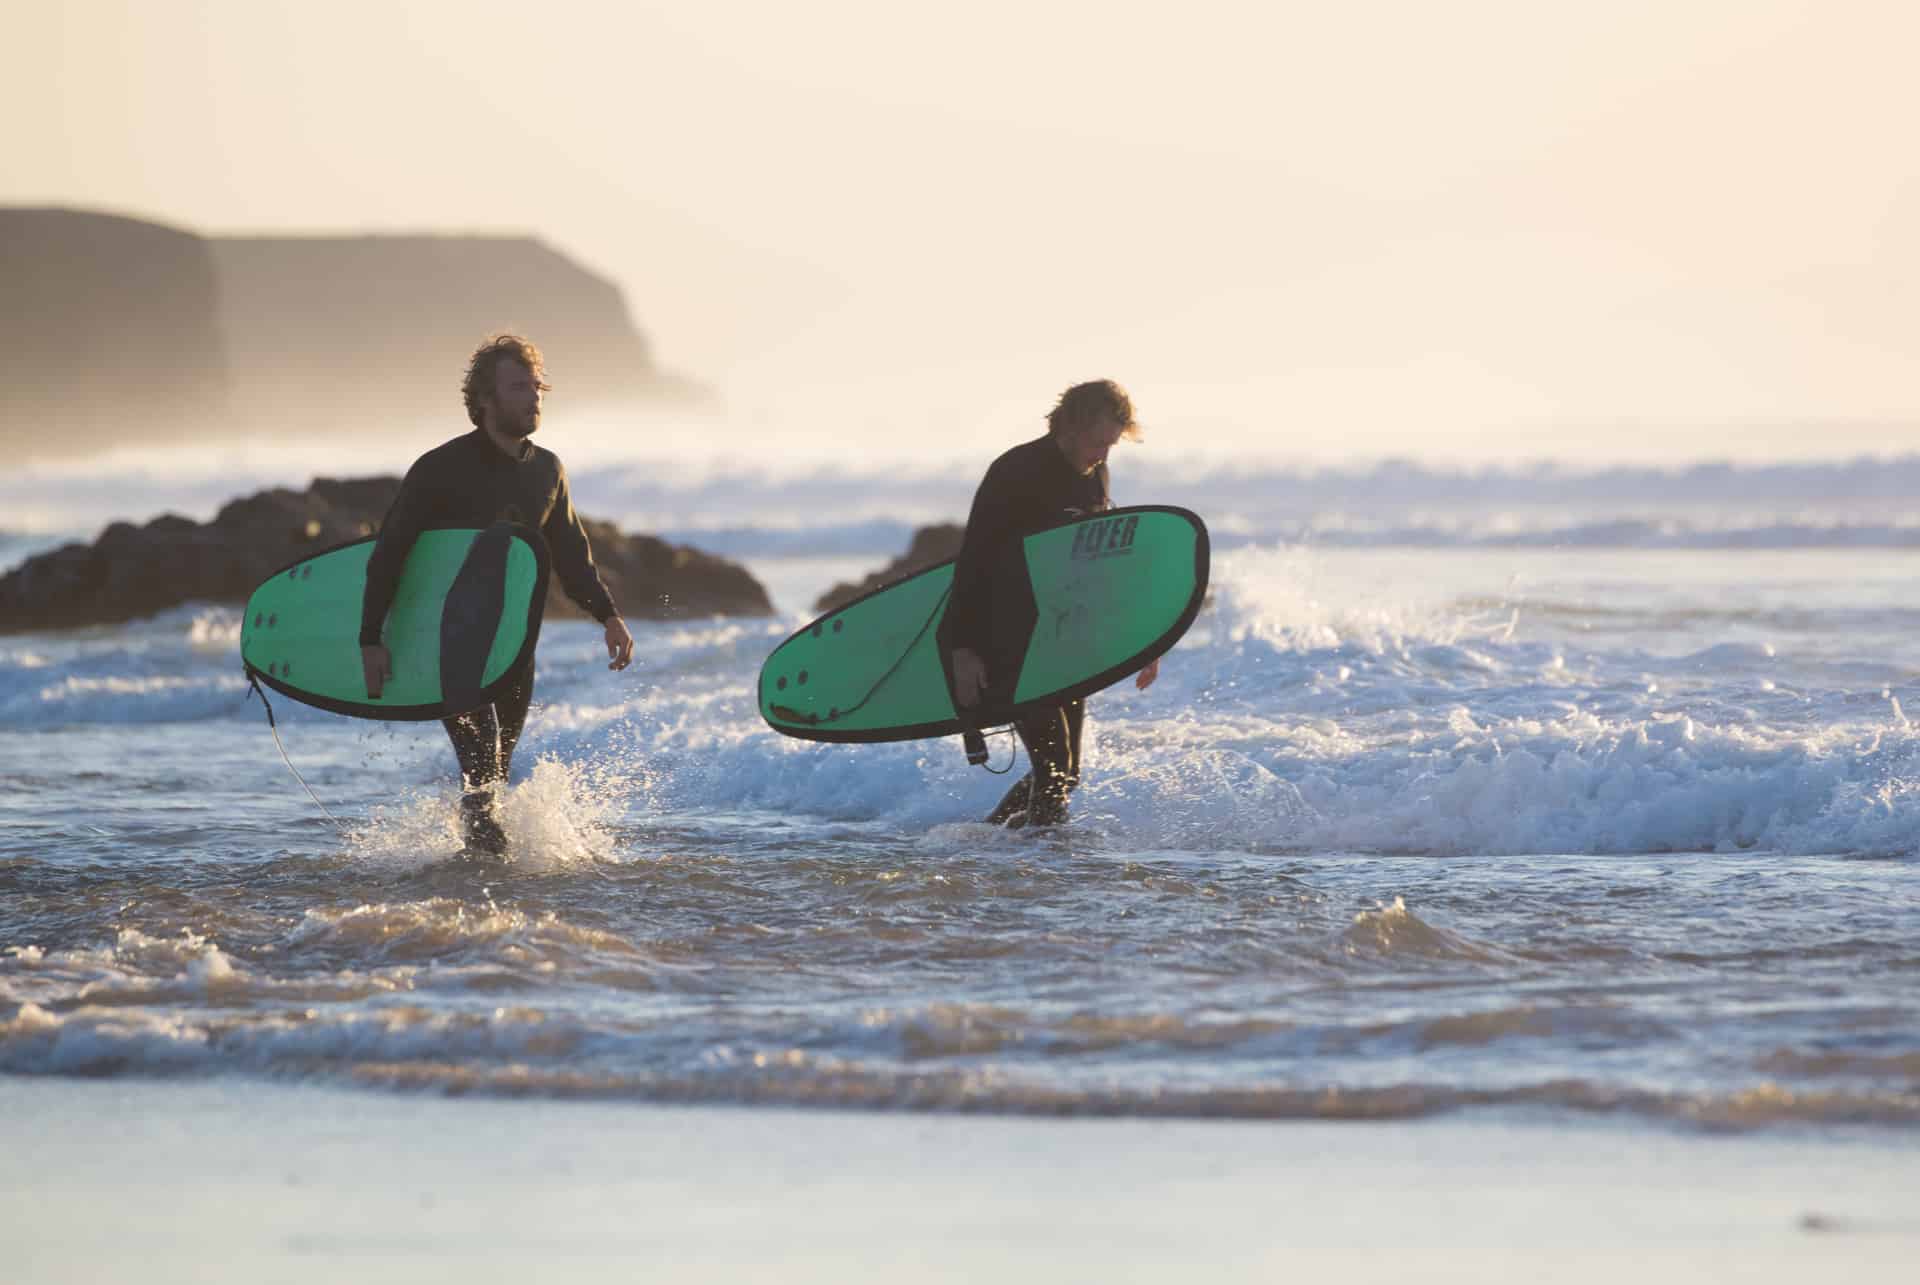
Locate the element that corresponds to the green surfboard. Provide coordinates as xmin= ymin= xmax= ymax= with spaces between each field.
xmin=241 ymin=522 xmax=550 ymax=721
xmin=759 ymin=505 xmax=1208 ymax=743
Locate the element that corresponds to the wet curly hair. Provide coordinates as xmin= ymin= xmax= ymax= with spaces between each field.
xmin=462 ymin=334 xmax=550 ymax=427
xmin=1046 ymin=379 xmax=1142 ymax=441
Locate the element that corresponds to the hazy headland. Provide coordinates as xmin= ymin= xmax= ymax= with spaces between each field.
xmin=0 ymin=206 xmax=705 ymax=462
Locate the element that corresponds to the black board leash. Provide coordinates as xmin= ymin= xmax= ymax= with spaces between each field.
xmin=772 ymin=581 xmax=1018 ymax=772
xmin=970 ymin=726 xmax=1019 ymax=775
xmin=774 ymin=584 xmax=953 ymax=728
xmin=246 ymin=672 xmax=349 ymax=834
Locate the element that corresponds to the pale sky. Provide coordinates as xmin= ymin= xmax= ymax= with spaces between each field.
xmin=5 ymin=0 xmax=1918 ymax=465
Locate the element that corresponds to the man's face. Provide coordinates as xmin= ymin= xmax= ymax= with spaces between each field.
xmin=489 ymin=360 xmax=542 ymax=438
xmin=1061 ymin=416 xmax=1126 ymax=475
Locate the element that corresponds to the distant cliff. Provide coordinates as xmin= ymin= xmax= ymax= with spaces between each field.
xmin=210 ymin=234 xmax=697 ymax=428
xmin=0 ymin=209 xmax=229 ymax=451
xmin=0 ymin=208 xmax=704 ymax=460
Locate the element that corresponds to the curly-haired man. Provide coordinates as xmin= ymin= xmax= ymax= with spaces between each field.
xmin=359 ymin=335 xmax=634 ymax=855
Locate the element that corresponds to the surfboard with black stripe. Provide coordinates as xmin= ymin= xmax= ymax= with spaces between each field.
xmin=241 ymin=522 xmax=549 ymax=721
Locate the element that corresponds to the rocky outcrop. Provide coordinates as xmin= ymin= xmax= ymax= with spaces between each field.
xmin=812 ymin=523 xmax=964 ymax=613
xmin=567 ymin=516 xmax=771 ymax=623
xmin=0 ymin=477 xmax=771 ymax=633
xmin=0 ymin=208 xmax=706 ymax=461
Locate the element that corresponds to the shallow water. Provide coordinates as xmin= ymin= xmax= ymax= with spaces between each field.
xmin=2 ymin=544 xmax=1917 ymax=1130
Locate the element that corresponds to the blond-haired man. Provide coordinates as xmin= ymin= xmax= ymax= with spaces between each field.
xmin=940 ymin=380 xmax=1159 ymax=828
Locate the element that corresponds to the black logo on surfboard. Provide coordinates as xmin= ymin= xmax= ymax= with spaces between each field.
xmin=1068 ymin=514 xmax=1139 ymax=560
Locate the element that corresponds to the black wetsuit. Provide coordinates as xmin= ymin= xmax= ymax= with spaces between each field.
xmin=360 ymin=430 xmax=617 ymax=808
xmin=941 ymin=434 xmax=1109 ymax=827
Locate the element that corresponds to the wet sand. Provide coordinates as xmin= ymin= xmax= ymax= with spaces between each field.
xmin=3 ymin=1076 xmax=1914 ymax=1283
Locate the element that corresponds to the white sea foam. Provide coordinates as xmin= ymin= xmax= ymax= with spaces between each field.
xmin=187 ymin=609 xmax=242 ymax=646
xmin=503 ymin=596 xmax=1920 ymax=858
xmin=0 ymin=995 xmax=598 ymax=1076
xmin=6 ymin=543 xmax=1920 ymax=857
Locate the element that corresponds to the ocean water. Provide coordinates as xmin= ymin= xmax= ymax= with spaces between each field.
xmin=3 ymin=490 xmax=1918 ymax=1132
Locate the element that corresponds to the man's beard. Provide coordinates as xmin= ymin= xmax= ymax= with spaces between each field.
xmin=502 ymin=410 xmax=539 ymax=439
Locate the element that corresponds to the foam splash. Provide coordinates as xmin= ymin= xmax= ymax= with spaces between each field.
xmin=1080 ymin=748 xmax=1317 ymax=850
xmin=188 ymin=609 xmax=241 ymax=646
xmin=347 ymin=787 xmax=464 ymax=867
xmin=347 ymin=752 xmax=639 ymax=871
xmin=108 ymin=927 xmax=242 ymax=991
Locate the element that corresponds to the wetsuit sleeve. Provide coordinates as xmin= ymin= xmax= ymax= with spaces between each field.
xmin=542 ymin=463 xmax=618 ymax=623
xmin=359 ymin=460 xmax=435 ymax=646
xmin=946 ymin=461 xmax=1015 ymax=656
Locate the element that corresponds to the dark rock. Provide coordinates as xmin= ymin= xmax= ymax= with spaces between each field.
xmin=813 ymin=522 xmax=964 ymax=614
xmin=211 ymin=480 xmax=388 ymax=548
xmin=0 ymin=476 xmax=770 ymax=633
xmin=571 ymin=519 xmax=772 ymax=622
xmin=310 ymin=477 xmax=414 ymax=520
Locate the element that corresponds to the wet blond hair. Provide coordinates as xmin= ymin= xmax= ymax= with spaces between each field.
xmin=1046 ymin=379 xmax=1142 ymax=441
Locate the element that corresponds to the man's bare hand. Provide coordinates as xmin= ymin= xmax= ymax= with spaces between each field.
xmin=1135 ymin=656 xmax=1161 ymax=691
xmin=604 ymin=616 xmax=634 ymax=671
xmin=361 ymin=644 xmax=393 ymax=699
xmin=951 ymin=647 xmax=989 ymax=708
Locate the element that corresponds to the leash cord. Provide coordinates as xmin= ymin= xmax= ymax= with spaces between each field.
xmin=246 ymin=673 xmax=349 ymax=834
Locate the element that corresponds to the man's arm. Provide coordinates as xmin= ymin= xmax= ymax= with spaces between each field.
xmin=541 ymin=464 xmax=618 ymax=622
xmin=542 ymin=465 xmax=632 ymax=671
xmin=945 ymin=462 xmax=1016 ymax=706
xmin=358 ymin=462 xmax=435 ymax=696
xmin=946 ymin=463 xmax=1013 ymax=658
